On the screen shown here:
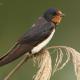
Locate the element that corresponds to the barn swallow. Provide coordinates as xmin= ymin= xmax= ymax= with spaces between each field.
xmin=0 ymin=8 xmax=64 ymax=66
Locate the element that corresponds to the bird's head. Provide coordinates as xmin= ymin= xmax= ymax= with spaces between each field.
xmin=43 ymin=8 xmax=64 ymax=25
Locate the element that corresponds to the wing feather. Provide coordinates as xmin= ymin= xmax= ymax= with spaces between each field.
xmin=0 ymin=19 xmax=55 ymax=66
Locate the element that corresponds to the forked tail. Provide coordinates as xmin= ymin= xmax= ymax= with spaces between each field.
xmin=0 ymin=44 xmax=28 ymax=67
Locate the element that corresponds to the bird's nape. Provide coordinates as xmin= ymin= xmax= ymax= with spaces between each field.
xmin=43 ymin=8 xmax=64 ymax=25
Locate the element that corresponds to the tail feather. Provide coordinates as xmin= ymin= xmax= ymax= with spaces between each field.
xmin=0 ymin=44 xmax=28 ymax=67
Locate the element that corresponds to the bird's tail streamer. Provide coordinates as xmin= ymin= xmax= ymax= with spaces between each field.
xmin=0 ymin=44 xmax=27 ymax=67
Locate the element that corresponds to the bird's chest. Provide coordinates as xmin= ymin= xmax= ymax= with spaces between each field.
xmin=31 ymin=29 xmax=55 ymax=54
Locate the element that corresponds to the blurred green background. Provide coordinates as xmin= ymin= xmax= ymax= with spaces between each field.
xmin=0 ymin=0 xmax=80 ymax=80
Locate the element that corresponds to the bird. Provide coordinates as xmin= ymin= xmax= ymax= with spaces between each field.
xmin=0 ymin=8 xmax=64 ymax=67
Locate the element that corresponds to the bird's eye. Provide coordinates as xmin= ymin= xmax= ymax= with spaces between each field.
xmin=52 ymin=12 xmax=57 ymax=16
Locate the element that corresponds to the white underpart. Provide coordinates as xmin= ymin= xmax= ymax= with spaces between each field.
xmin=31 ymin=29 xmax=55 ymax=54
